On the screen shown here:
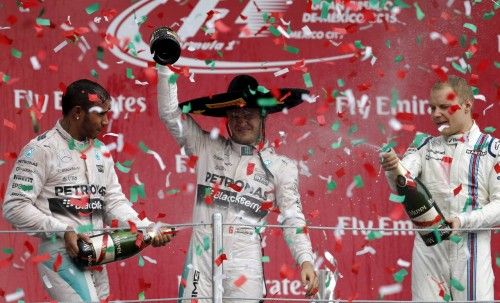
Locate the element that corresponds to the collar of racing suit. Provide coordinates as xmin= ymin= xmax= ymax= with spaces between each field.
xmin=229 ymin=140 xmax=275 ymax=180
xmin=56 ymin=120 xmax=91 ymax=148
xmin=444 ymin=121 xmax=480 ymax=146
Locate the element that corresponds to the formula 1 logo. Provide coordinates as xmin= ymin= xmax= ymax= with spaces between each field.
xmin=107 ymin=0 xmax=402 ymax=73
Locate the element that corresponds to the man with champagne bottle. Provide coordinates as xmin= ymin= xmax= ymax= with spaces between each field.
xmin=380 ymin=76 xmax=500 ymax=301
xmin=3 ymin=79 xmax=173 ymax=302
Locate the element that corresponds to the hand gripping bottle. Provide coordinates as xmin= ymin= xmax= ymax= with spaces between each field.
xmin=393 ymin=162 xmax=451 ymax=246
xmin=74 ymin=228 xmax=174 ymax=267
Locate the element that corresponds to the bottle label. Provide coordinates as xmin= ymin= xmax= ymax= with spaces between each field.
xmin=411 ymin=206 xmax=442 ymax=228
xmin=90 ymin=233 xmax=116 ymax=265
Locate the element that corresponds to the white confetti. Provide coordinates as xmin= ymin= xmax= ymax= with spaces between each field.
xmin=30 ymin=56 xmax=41 ymax=70
xmin=301 ymin=93 xmax=318 ymax=103
xmin=142 ymin=255 xmax=158 ymax=264
xmin=346 ymin=180 xmax=356 ymax=198
xmin=134 ymin=79 xmax=149 ymax=86
xmin=474 ymin=94 xmax=486 ymax=102
xmin=189 ymin=72 xmax=196 ymax=82
xmin=53 ymin=40 xmax=68 ymax=53
xmin=464 ymin=1 xmax=471 ymax=16
xmin=397 ymin=258 xmax=411 ymax=267
xmin=97 ymin=60 xmax=109 ymax=70
xmin=165 ymin=171 xmax=171 ymax=188
xmin=379 ymin=283 xmax=402 ymax=297
xmin=88 ymin=21 xmax=99 ymax=32
xmin=276 ymin=25 xmax=290 ymax=38
xmin=355 ymin=245 xmax=376 ymax=256
xmin=389 ymin=118 xmax=402 ymax=131
xmin=273 ymin=67 xmax=289 ymax=77
xmin=210 ymin=127 xmax=220 ymax=140
xmin=42 ymin=274 xmax=53 ymax=288
xmin=430 ymin=32 xmax=448 ymax=44
xmin=296 ymin=131 xmax=311 ymax=143
xmin=361 ymin=46 xmax=372 ymax=61
xmin=482 ymin=103 xmax=494 ymax=116
xmin=370 ymin=55 xmax=377 ymax=66
xmin=134 ymin=173 xmax=143 ymax=185
xmin=148 ymin=150 xmax=166 ymax=171
xmin=5 ymin=289 xmax=25 ymax=302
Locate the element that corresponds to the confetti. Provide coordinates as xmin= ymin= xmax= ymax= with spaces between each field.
xmin=11 ymin=48 xmax=22 ymax=59
xmin=52 ymin=253 xmax=62 ymax=272
xmin=116 ymin=161 xmax=132 ymax=173
xmin=413 ymin=2 xmax=425 ymax=20
xmin=484 ymin=127 xmax=496 ymax=133
xmin=214 ymin=253 xmax=227 ymax=266
xmin=85 ymin=3 xmax=100 ymax=15
xmin=389 ymin=193 xmax=405 ymax=203
xmin=379 ymin=283 xmax=402 ymax=297
xmin=367 ymin=231 xmax=383 ymax=240
xmin=36 ymin=18 xmax=51 ymax=26
xmin=393 ymin=268 xmax=408 ymax=282
xmin=233 ymin=275 xmax=247 ymax=287
xmin=355 ymin=246 xmax=376 ymax=256
xmin=450 ymin=278 xmax=465 ymax=291
xmin=453 ymin=184 xmax=462 ymax=196
xmin=463 ymin=23 xmax=477 ymax=33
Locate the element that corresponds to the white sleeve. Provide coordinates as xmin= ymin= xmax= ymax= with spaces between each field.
xmin=3 ymin=143 xmax=69 ymax=239
xmin=458 ymin=142 xmax=500 ymax=229
xmin=157 ymin=65 xmax=210 ymax=155
xmin=275 ymin=158 xmax=314 ymax=265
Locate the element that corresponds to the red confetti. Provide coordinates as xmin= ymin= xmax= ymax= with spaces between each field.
xmin=138 ymin=210 xmax=146 ymax=220
xmin=187 ymin=155 xmax=198 ymax=168
xmin=80 ymin=153 xmax=87 ymax=160
xmin=448 ymin=104 xmax=461 ymax=115
xmin=246 ymin=162 xmax=255 ymax=175
xmin=351 ymin=262 xmax=361 ymax=274
xmin=494 ymin=163 xmax=500 ymax=174
xmin=396 ymin=69 xmax=407 ymax=79
xmin=111 ymin=219 xmax=119 ymax=228
xmin=6 ymin=15 xmax=17 ymax=25
xmin=395 ymin=112 xmax=414 ymax=122
xmin=335 ymin=167 xmax=346 ymax=178
xmin=31 ymin=253 xmax=51 ymax=263
xmin=279 ymin=263 xmax=295 ymax=279
xmin=3 ymin=118 xmax=16 ymax=130
xmin=138 ymin=278 xmax=152 ymax=291
xmin=53 ymin=253 xmax=63 ymax=272
xmin=261 ymin=201 xmax=274 ymax=211
xmin=0 ymin=34 xmax=13 ymax=45
xmin=128 ymin=220 xmax=138 ymax=233
xmin=135 ymin=232 xmax=144 ymax=248
xmin=357 ymin=83 xmax=371 ymax=91
xmin=0 ymin=255 xmax=14 ymax=268
xmin=293 ymin=116 xmax=307 ymax=126
xmin=88 ymin=94 xmax=99 ymax=102
xmin=308 ymin=209 xmax=320 ymax=219
xmin=389 ymin=204 xmax=405 ymax=220
xmin=69 ymin=196 xmax=89 ymax=208
xmin=446 ymin=92 xmax=456 ymax=101
xmin=214 ymin=253 xmax=227 ymax=266
xmin=441 ymin=156 xmax=453 ymax=165
xmin=317 ymin=115 xmax=326 ymax=126
xmin=228 ymin=183 xmax=242 ymax=192
xmin=363 ymin=163 xmax=377 ymax=178
xmin=24 ymin=240 xmax=35 ymax=254
xmin=443 ymin=32 xmax=457 ymax=46
xmin=156 ymin=213 xmax=166 ymax=219
xmin=233 ymin=275 xmax=247 ymax=287
xmin=453 ymin=184 xmax=462 ymax=196
xmin=432 ymin=65 xmax=448 ymax=82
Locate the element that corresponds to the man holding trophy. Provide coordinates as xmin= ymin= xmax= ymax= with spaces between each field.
xmin=151 ymin=27 xmax=319 ymax=302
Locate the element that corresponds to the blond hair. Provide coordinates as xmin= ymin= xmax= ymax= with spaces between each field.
xmin=431 ymin=75 xmax=474 ymax=105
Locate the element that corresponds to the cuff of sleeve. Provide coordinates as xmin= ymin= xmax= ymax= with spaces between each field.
xmin=56 ymin=224 xmax=73 ymax=239
xmin=297 ymin=253 xmax=314 ymax=266
xmin=457 ymin=213 xmax=468 ymax=229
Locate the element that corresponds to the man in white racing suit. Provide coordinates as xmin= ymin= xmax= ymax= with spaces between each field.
xmin=3 ymin=79 xmax=172 ymax=302
xmin=157 ymin=65 xmax=318 ymax=302
xmin=381 ymin=76 xmax=500 ymax=301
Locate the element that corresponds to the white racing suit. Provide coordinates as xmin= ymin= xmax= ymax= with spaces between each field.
xmin=157 ymin=66 xmax=314 ymax=302
xmin=386 ymin=123 xmax=500 ymax=301
xmin=3 ymin=121 xmax=152 ymax=302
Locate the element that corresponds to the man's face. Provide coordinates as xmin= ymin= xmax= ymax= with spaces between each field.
xmin=80 ymin=101 xmax=111 ymax=139
xmin=429 ymin=85 xmax=472 ymax=137
xmin=227 ymin=108 xmax=263 ymax=145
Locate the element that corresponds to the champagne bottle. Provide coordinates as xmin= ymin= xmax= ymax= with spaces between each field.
xmin=393 ymin=162 xmax=451 ymax=246
xmin=74 ymin=228 xmax=174 ymax=267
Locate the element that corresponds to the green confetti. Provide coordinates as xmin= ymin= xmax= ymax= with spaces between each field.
xmin=2 ymin=73 xmax=10 ymax=83
xmin=389 ymin=193 xmax=405 ymax=203
xmin=380 ymin=140 xmax=397 ymax=153
xmin=337 ymin=79 xmax=345 ymax=87
xmin=303 ymin=72 xmax=313 ymax=88
xmin=130 ymin=184 xmax=145 ymax=203
xmin=115 ymin=161 xmax=131 ymax=173
xmin=348 ymin=124 xmax=358 ymax=135
xmin=331 ymin=140 xmax=342 ymax=149
xmin=261 ymin=256 xmax=270 ymax=263
xmin=19 ymin=184 xmax=33 ymax=191
xmin=443 ymin=293 xmax=451 ymax=301
xmin=203 ymin=235 xmax=210 ymax=251
xmin=138 ymin=255 xmax=145 ymax=267
xmin=496 ymin=254 xmax=500 ymax=267
xmin=36 ymin=18 xmax=50 ymax=26
xmin=394 ymin=0 xmax=410 ymax=8
xmin=354 ymin=175 xmax=364 ymax=188
xmin=204 ymin=59 xmax=215 ymax=69
xmin=432 ymin=228 xmax=443 ymax=243
xmin=416 ymin=35 xmax=422 ymax=45
xmin=166 ymin=189 xmax=180 ymax=195
xmin=138 ymin=291 xmax=145 ymax=301
xmin=391 ymin=88 xmax=399 ymax=108
xmin=195 ymin=244 xmax=203 ymax=256
xmin=483 ymin=127 xmax=496 ymax=134
xmin=76 ymin=224 xmax=94 ymax=233
xmin=483 ymin=11 xmax=495 ymax=20
xmin=351 ymin=138 xmax=366 ymax=146
xmin=2 ymin=247 xmax=13 ymax=254
xmin=97 ymin=47 xmax=104 ymax=61
xmin=450 ymin=278 xmax=465 ymax=291
xmin=216 ymin=50 xmax=223 ymax=57
xmin=331 ymin=89 xmax=340 ymax=98
xmin=450 ymin=234 xmax=462 ymax=244
xmin=94 ymin=139 xmax=103 ymax=148
xmin=385 ymin=40 xmax=391 ymax=48
xmin=367 ymin=230 xmax=383 ymax=240
xmin=331 ymin=121 xmax=340 ymax=132
xmin=393 ymin=268 xmax=408 ymax=282
xmin=135 ymin=15 xmax=147 ymax=26
xmin=394 ymin=55 xmax=404 ymax=63
xmin=257 ymin=85 xmax=270 ymax=94
xmin=11 ymin=48 xmax=22 ymax=59
xmin=126 ymin=68 xmax=135 ymax=79
xmin=257 ymin=98 xmax=278 ymax=107
xmin=463 ymin=23 xmax=477 ymax=33
xmin=85 ymin=3 xmax=100 ymax=15
xmin=138 ymin=141 xmax=150 ymax=153
xmin=268 ymin=25 xmax=281 ymax=37
xmin=413 ymin=2 xmax=425 ymax=20
xmin=326 ymin=180 xmax=337 ymax=192
xmin=284 ymin=45 xmax=299 ymax=54
xmin=411 ymin=132 xmax=430 ymax=148
xmin=181 ymin=103 xmax=192 ymax=114
xmin=451 ymin=61 xmax=467 ymax=74
xmin=495 ymin=61 xmax=500 ymax=68
xmin=321 ymin=1 xmax=330 ymax=19
xmin=354 ymin=40 xmax=365 ymax=49
xmin=296 ymin=227 xmax=305 ymax=234
xmin=168 ymin=73 xmax=179 ymax=84
xmin=90 ymin=69 xmax=98 ymax=79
